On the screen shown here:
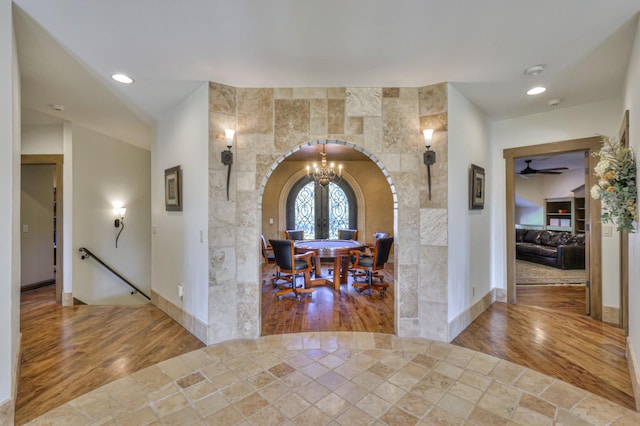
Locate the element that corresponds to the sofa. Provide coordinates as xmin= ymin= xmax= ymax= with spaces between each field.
xmin=515 ymin=229 xmax=585 ymax=270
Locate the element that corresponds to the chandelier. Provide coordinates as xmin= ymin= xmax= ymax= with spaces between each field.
xmin=306 ymin=145 xmax=342 ymax=187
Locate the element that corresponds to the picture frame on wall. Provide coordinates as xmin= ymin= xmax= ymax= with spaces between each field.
xmin=164 ymin=165 xmax=182 ymax=211
xmin=469 ymin=164 xmax=485 ymax=210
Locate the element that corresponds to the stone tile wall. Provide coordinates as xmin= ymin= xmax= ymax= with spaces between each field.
xmin=208 ymin=82 xmax=450 ymax=344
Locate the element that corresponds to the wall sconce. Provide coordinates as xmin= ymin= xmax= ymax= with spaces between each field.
xmin=221 ymin=129 xmax=235 ymax=201
xmin=113 ymin=202 xmax=126 ymax=248
xmin=423 ymin=129 xmax=436 ymax=201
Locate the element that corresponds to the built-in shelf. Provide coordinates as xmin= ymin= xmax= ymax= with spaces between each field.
xmin=545 ymin=197 xmax=585 ymax=233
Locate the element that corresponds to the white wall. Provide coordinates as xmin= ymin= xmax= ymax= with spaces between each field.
xmin=0 ymin=0 xmax=20 ymax=414
xmin=490 ymin=99 xmax=623 ymax=306
xmin=21 ymin=124 xmax=63 ymax=154
xmin=72 ymin=125 xmax=151 ymax=304
xmin=447 ymin=84 xmax=491 ymax=324
xmin=153 ymin=83 xmax=209 ymax=325
xmin=21 ymin=165 xmax=55 ymax=286
xmin=622 ymin=14 xmax=640 ymax=375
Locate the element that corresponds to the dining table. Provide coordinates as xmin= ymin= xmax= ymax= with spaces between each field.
xmin=294 ymin=239 xmax=366 ymax=291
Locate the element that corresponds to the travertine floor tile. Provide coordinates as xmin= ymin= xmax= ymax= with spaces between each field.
xmin=26 ymin=332 xmax=640 ymax=426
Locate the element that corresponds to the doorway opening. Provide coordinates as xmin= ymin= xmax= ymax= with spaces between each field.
xmin=259 ymin=140 xmax=396 ymax=335
xmin=21 ymin=155 xmax=63 ymax=303
xmin=504 ymin=137 xmax=605 ymax=320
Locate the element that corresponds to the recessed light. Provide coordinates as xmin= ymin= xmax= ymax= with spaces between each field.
xmin=111 ymin=74 xmax=134 ymax=84
xmin=527 ymin=86 xmax=546 ymax=95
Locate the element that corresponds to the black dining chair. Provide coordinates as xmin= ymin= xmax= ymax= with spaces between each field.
xmin=337 ymin=229 xmax=358 ymax=240
xmin=261 ymin=235 xmax=289 ymax=287
xmin=269 ymin=239 xmax=315 ymax=301
xmin=285 ymin=229 xmax=305 ymax=240
xmin=350 ymin=236 xmax=394 ymax=296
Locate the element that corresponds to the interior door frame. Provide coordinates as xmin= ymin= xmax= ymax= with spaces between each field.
xmin=503 ymin=137 xmax=602 ymax=319
xmin=21 ymin=154 xmax=63 ymax=303
xmin=619 ymin=110 xmax=629 ymax=333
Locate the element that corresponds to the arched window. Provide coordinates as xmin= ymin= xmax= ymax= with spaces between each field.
xmin=286 ymin=179 xmax=357 ymax=239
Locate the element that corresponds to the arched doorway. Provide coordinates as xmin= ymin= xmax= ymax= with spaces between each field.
xmin=258 ymin=140 xmax=397 ymax=335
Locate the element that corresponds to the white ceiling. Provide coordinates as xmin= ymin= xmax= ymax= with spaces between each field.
xmin=13 ymin=0 xmax=640 ymax=151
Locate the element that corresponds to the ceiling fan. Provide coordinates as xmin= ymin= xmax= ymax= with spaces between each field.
xmin=517 ymin=159 xmax=568 ymax=175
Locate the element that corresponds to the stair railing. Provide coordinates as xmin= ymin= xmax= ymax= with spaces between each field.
xmin=78 ymin=247 xmax=151 ymax=301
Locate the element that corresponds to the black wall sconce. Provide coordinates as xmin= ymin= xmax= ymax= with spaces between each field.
xmin=423 ymin=129 xmax=436 ymax=200
xmin=221 ymin=129 xmax=235 ymax=201
xmin=113 ymin=203 xmax=126 ymax=248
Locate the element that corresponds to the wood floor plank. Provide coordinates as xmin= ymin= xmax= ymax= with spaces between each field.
xmin=16 ymin=286 xmax=204 ymax=425
xmin=452 ymin=286 xmax=634 ymax=410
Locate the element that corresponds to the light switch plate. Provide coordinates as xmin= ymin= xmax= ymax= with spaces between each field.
xmin=603 ymin=225 xmax=613 ymax=237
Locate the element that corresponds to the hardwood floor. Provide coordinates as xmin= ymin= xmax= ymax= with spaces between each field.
xmin=261 ymin=263 xmax=395 ymax=335
xmin=517 ymin=284 xmax=586 ymax=315
xmin=452 ymin=286 xmax=634 ymax=410
xmin=16 ymin=286 xmax=205 ymax=425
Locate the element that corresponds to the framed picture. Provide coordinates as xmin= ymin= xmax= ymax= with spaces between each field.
xmin=469 ymin=164 xmax=485 ymax=210
xmin=164 ymin=165 xmax=182 ymax=211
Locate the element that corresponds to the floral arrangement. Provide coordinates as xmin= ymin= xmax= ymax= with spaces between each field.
xmin=590 ymin=135 xmax=638 ymax=232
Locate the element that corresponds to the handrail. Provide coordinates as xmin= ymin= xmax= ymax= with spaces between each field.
xmin=78 ymin=247 xmax=151 ymax=300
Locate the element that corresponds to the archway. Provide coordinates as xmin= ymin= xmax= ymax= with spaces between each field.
xmin=258 ymin=139 xmax=397 ymax=334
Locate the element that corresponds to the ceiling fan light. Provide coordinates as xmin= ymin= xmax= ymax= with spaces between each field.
xmin=527 ymin=86 xmax=546 ymax=95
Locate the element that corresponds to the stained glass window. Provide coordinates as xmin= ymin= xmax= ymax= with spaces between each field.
xmin=294 ymin=182 xmax=315 ymax=238
xmin=328 ymin=182 xmax=348 ymax=239
xmin=292 ymin=180 xmax=353 ymax=239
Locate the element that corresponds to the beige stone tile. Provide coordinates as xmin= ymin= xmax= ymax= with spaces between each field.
xmin=160 ymin=406 xmax=202 ymax=426
xmin=193 ymin=391 xmax=230 ymax=418
xmin=251 ymin=353 xmax=282 ymax=370
xmin=486 ymin=381 xmax=521 ymax=405
xmin=158 ymin=355 xmax=196 ymax=380
xmin=247 ymin=405 xmax=287 ymax=426
xmin=352 ymin=370 xmax=385 ymax=391
xmin=513 ymin=369 xmax=555 ymax=395
xmin=380 ymin=406 xmax=420 ymax=426
xmin=448 ymin=382 xmax=483 ymax=404
xmin=221 ymin=381 xmax=255 ymax=404
xmin=200 ymin=362 xmax=232 ymax=383
xmin=465 ymin=406 xmax=509 ymax=426
xmin=152 ymin=393 xmax=189 ymax=417
xmin=245 ymin=370 xmax=276 ymax=390
xmin=115 ymin=405 xmax=158 ymax=426
xmin=204 ymin=404 xmax=244 ymax=425
xmin=300 ymin=361 xmax=330 ymax=379
xmin=333 ymin=360 xmax=364 ymax=380
xmin=334 ymin=380 xmax=369 ymax=405
xmin=316 ymin=393 xmax=351 ymax=418
xmin=540 ymin=380 xmax=587 ymax=410
xmin=437 ymin=392 xmax=474 ymax=419
xmin=369 ymin=361 xmax=396 ymax=379
xmin=268 ymin=362 xmax=296 ymax=378
xmin=293 ymin=405 xmax=331 ymax=426
xmin=519 ymin=393 xmax=556 ymax=419
xmin=275 ymin=392 xmax=310 ymax=419
xmin=395 ymin=391 xmax=433 ymax=418
xmin=316 ymin=371 xmax=348 ymax=391
xmin=458 ymin=370 xmax=493 ymax=391
xmin=180 ymin=349 xmax=215 ymax=371
xmin=445 ymin=346 xmax=476 ymax=368
xmin=387 ymin=369 xmax=423 ymax=391
xmin=555 ymin=408 xmax=594 ymax=426
xmin=380 ymin=352 xmax=409 ymax=370
xmin=68 ymin=389 xmax=123 ymax=421
xmin=147 ymin=382 xmax=180 ymax=402
xmin=233 ymin=361 xmax=264 ymax=380
xmin=356 ymin=393 xmax=392 ymax=418
xmin=335 ymin=405 xmax=375 ymax=426
xmin=234 ymin=392 xmax=270 ymax=418
xmin=184 ymin=380 xmax=218 ymax=402
xmin=133 ymin=365 xmax=174 ymax=392
xmin=297 ymin=381 xmax=331 ymax=404
xmin=411 ymin=380 xmax=446 ymax=404
xmin=510 ymin=406 xmax=553 ymax=426
xmin=466 ymin=352 xmax=499 ymax=375
xmin=373 ymin=381 xmax=406 ymax=404
xmin=419 ymin=83 xmax=447 ymax=116
xmin=612 ymin=410 xmax=640 ymax=425
xmin=280 ymin=370 xmax=313 ymax=389
xmin=259 ymin=380 xmax=292 ymax=403
xmin=411 ymin=353 xmax=439 ymax=370
xmin=318 ymin=353 xmax=345 ymax=369
xmin=477 ymin=392 xmax=518 ymax=420
xmin=422 ymin=405 xmax=465 ymax=425
xmin=27 ymin=404 xmax=90 ymax=425
xmin=420 ymin=371 xmax=456 ymax=391
xmin=571 ymin=395 xmax=628 ymax=425
xmin=177 ymin=371 xmax=206 ymax=389
xmin=490 ymin=359 xmax=525 ymax=384
xmin=434 ymin=361 xmax=464 ymax=380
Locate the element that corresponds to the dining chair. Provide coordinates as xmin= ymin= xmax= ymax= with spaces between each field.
xmin=269 ymin=239 xmax=315 ymax=301
xmin=350 ymin=236 xmax=394 ymax=296
xmin=261 ymin=235 xmax=289 ymax=287
xmin=285 ymin=229 xmax=305 ymax=240
xmin=337 ymin=229 xmax=358 ymax=240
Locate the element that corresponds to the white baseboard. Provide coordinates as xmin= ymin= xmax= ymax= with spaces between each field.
xmin=626 ymin=337 xmax=640 ymax=411
xmin=448 ymin=288 xmax=496 ymax=342
xmin=151 ymin=290 xmax=207 ymax=344
xmin=0 ymin=332 xmax=22 ymax=425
